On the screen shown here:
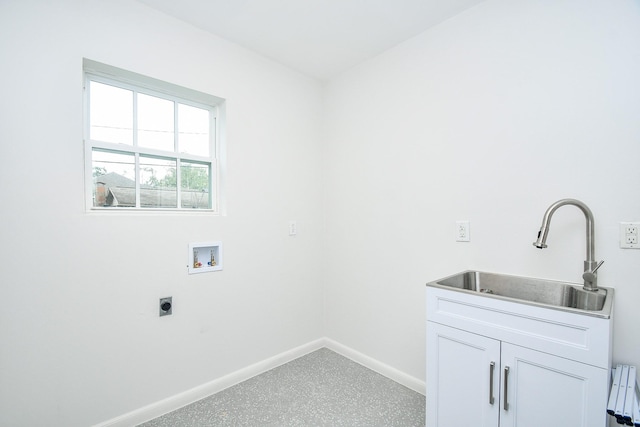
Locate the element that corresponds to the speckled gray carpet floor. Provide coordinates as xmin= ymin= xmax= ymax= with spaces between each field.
xmin=138 ymin=347 xmax=425 ymax=426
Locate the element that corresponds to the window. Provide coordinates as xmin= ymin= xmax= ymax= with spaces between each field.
xmin=83 ymin=59 xmax=223 ymax=211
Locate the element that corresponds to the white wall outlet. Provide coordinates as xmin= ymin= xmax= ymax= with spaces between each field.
xmin=289 ymin=220 xmax=297 ymax=236
xmin=456 ymin=221 xmax=470 ymax=242
xmin=620 ymin=222 xmax=640 ymax=249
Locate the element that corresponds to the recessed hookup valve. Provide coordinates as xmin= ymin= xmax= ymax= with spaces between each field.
xmin=159 ymin=297 xmax=172 ymax=316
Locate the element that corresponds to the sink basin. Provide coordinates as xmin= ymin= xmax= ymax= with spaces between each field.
xmin=426 ymin=271 xmax=613 ymax=318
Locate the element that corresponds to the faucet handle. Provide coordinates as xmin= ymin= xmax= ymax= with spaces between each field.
xmin=582 ymin=260 xmax=604 ymax=291
xmin=592 ymin=260 xmax=604 ymax=273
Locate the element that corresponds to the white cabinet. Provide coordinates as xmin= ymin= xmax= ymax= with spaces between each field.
xmin=500 ymin=342 xmax=608 ymax=427
xmin=426 ymin=287 xmax=612 ymax=427
xmin=427 ymin=322 xmax=499 ymax=427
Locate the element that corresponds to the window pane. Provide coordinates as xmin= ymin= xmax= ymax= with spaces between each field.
xmin=92 ymin=150 xmax=135 ymax=207
xmin=138 ymin=93 xmax=175 ymax=152
xmin=90 ymin=81 xmax=133 ymax=145
xmin=140 ymin=156 xmax=177 ymax=208
xmin=180 ymin=161 xmax=210 ymax=209
xmin=178 ymin=103 xmax=210 ymax=156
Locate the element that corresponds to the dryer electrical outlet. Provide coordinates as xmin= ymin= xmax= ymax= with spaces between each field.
xmin=159 ymin=297 xmax=172 ymax=316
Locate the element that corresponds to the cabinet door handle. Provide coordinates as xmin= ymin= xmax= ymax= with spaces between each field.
xmin=503 ymin=366 xmax=510 ymax=411
xmin=489 ymin=362 xmax=495 ymax=405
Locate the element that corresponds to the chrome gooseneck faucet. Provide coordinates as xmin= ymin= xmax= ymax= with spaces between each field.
xmin=533 ymin=198 xmax=604 ymax=291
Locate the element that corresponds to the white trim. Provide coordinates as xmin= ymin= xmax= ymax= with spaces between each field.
xmin=92 ymin=338 xmax=425 ymax=427
xmin=324 ymin=338 xmax=426 ymax=395
xmin=92 ymin=339 xmax=325 ymax=427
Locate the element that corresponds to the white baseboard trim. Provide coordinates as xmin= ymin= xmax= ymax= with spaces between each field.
xmin=93 ymin=338 xmax=326 ymax=427
xmin=94 ymin=337 xmax=425 ymax=426
xmin=324 ymin=338 xmax=426 ymax=396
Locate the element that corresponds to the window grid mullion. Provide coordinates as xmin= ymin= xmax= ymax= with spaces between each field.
xmin=177 ymin=157 xmax=182 ymax=209
xmin=135 ymin=153 xmax=141 ymax=208
xmin=174 ymin=100 xmax=179 ymax=154
xmin=174 ymin=101 xmax=181 ymax=208
xmin=132 ymin=90 xmax=138 ymax=148
xmin=133 ymin=90 xmax=140 ymax=207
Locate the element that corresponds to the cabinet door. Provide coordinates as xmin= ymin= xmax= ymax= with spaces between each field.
xmin=500 ymin=343 xmax=608 ymax=427
xmin=427 ymin=322 xmax=501 ymax=427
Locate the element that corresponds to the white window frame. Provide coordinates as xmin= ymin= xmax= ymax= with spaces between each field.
xmin=83 ymin=59 xmax=224 ymax=213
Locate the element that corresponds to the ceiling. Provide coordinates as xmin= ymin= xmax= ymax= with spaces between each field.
xmin=135 ymin=0 xmax=486 ymax=81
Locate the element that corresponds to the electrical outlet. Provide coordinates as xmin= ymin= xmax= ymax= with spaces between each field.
xmin=159 ymin=297 xmax=172 ymax=316
xmin=289 ymin=220 xmax=297 ymax=236
xmin=456 ymin=221 xmax=470 ymax=242
xmin=620 ymin=222 xmax=640 ymax=249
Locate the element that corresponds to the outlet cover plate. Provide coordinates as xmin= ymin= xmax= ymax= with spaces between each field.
xmin=456 ymin=221 xmax=470 ymax=242
xmin=620 ymin=222 xmax=640 ymax=249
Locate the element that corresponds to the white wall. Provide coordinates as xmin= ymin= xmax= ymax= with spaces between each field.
xmin=3 ymin=0 xmax=640 ymax=425
xmin=324 ymin=0 xmax=640 ymax=383
xmin=0 ymin=1 xmax=324 ymax=426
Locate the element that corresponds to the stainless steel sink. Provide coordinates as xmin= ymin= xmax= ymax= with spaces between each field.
xmin=426 ymin=271 xmax=613 ymax=318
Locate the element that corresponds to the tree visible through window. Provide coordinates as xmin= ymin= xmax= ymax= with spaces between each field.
xmin=84 ymin=59 xmax=221 ymax=211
